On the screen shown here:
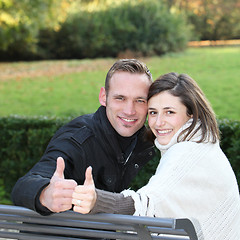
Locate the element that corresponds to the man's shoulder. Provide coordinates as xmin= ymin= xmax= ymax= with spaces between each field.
xmin=67 ymin=106 xmax=105 ymax=129
xmin=52 ymin=113 xmax=95 ymax=143
xmin=68 ymin=112 xmax=95 ymax=127
xmin=71 ymin=125 xmax=94 ymax=145
xmin=52 ymin=107 xmax=107 ymax=145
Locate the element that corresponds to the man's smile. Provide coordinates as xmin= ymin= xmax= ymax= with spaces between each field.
xmin=119 ymin=117 xmax=137 ymax=123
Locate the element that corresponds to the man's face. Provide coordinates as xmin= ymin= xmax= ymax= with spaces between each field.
xmin=99 ymin=71 xmax=151 ymax=137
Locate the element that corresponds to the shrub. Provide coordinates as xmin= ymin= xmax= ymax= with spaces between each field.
xmin=0 ymin=116 xmax=70 ymax=202
xmin=218 ymin=119 xmax=240 ymax=183
xmin=41 ymin=0 xmax=191 ymax=59
xmin=0 ymin=23 xmax=38 ymax=61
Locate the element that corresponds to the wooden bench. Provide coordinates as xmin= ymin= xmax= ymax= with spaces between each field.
xmin=0 ymin=204 xmax=198 ymax=240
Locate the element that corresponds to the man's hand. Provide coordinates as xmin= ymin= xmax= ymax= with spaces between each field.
xmin=39 ymin=157 xmax=77 ymax=213
xmin=72 ymin=166 xmax=97 ymax=214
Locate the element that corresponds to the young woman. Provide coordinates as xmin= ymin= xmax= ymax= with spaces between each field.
xmin=72 ymin=72 xmax=240 ymax=240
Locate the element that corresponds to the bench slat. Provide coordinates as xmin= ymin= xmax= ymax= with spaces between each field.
xmin=0 ymin=204 xmax=198 ymax=240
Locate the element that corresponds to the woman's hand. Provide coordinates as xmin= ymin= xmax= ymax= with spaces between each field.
xmin=72 ymin=166 xmax=97 ymax=214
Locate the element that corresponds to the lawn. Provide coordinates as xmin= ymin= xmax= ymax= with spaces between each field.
xmin=0 ymin=46 xmax=240 ymax=120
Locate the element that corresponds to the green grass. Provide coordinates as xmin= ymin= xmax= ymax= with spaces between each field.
xmin=1 ymin=46 xmax=240 ymax=120
xmin=1 ymin=71 xmax=105 ymax=117
xmin=148 ymin=47 xmax=240 ymax=120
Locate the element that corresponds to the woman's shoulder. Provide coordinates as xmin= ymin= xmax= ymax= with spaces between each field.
xmin=164 ymin=141 xmax=216 ymax=163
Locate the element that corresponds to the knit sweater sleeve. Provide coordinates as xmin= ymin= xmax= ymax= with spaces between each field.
xmin=90 ymin=189 xmax=135 ymax=215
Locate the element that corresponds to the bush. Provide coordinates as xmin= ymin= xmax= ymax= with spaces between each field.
xmin=218 ymin=119 xmax=240 ymax=183
xmin=39 ymin=0 xmax=191 ymax=59
xmin=0 ymin=0 xmax=191 ymax=60
xmin=0 ymin=116 xmax=239 ymax=203
xmin=0 ymin=23 xmax=39 ymax=61
xmin=186 ymin=2 xmax=240 ymax=41
xmin=0 ymin=116 xmax=70 ymax=202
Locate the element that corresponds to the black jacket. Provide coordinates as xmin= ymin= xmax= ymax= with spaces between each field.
xmin=11 ymin=106 xmax=155 ymax=214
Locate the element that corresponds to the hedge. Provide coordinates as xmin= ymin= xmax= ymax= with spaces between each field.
xmin=0 ymin=116 xmax=70 ymax=204
xmin=0 ymin=116 xmax=239 ymax=203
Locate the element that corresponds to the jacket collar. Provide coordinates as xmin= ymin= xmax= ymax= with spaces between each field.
xmin=94 ymin=106 xmax=147 ymax=163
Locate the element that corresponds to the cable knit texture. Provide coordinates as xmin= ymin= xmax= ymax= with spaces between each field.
xmin=90 ymin=189 xmax=135 ymax=215
xmin=122 ymin=120 xmax=240 ymax=240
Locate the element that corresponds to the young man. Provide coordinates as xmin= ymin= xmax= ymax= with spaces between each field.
xmin=11 ymin=59 xmax=155 ymax=215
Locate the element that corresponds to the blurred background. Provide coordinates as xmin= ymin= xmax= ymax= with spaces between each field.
xmin=1 ymin=0 xmax=240 ymax=61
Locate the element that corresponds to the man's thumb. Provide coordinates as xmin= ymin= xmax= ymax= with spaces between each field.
xmin=84 ymin=166 xmax=94 ymax=186
xmin=53 ymin=157 xmax=65 ymax=179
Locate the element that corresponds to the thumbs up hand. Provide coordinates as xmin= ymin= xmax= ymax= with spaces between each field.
xmin=52 ymin=156 xmax=65 ymax=179
xmin=39 ymin=157 xmax=77 ymax=213
xmin=84 ymin=166 xmax=95 ymax=186
xmin=72 ymin=166 xmax=97 ymax=214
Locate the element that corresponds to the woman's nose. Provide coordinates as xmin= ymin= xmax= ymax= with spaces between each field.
xmin=155 ymin=114 xmax=165 ymax=127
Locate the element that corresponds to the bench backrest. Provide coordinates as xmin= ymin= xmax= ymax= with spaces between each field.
xmin=0 ymin=204 xmax=198 ymax=240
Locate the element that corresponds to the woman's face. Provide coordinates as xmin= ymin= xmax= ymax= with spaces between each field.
xmin=148 ymin=91 xmax=191 ymax=145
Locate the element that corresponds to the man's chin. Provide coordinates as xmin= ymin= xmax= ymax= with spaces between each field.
xmin=117 ymin=127 xmax=139 ymax=137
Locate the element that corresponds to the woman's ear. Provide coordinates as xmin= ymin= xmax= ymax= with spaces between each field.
xmin=99 ymin=87 xmax=107 ymax=106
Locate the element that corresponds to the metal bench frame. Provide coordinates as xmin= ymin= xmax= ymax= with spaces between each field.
xmin=0 ymin=204 xmax=198 ymax=240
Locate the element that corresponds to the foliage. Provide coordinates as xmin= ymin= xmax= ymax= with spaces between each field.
xmin=0 ymin=0 xmax=190 ymax=60
xmin=38 ymin=0 xmax=190 ymax=59
xmin=67 ymin=0 xmax=133 ymax=12
xmin=1 ymin=0 xmax=240 ymax=60
xmin=166 ymin=0 xmax=240 ymax=40
xmin=0 ymin=116 xmax=70 ymax=202
xmin=58 ymin=0 xmax=240 ymax=42
xmin=0 ymin=0 xmax=70 ymax=60
xmin=219 ymin=119 xmax=240 ymax=183
xmin=0 ymin=116 xmax=239 ymax=203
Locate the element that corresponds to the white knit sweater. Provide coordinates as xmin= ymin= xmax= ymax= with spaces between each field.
xmin=122 ymin=120 xmax=240 ymax=240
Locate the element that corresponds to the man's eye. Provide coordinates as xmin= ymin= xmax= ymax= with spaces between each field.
xmin=116 ymin=97 xmax=124 ymax=101
xmin=137 ymin=99 xmax=146 ymax=104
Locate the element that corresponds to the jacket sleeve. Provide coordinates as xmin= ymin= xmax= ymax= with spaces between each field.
xmin=11 ymin=131 xmax=86 ymax=215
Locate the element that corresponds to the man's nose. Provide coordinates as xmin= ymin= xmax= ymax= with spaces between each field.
xmin=123 ymin=101 xmax=136 ymax=115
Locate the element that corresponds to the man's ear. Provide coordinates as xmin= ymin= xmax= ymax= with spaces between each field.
xmin=99 ymin=87 xmax=107 ymax=106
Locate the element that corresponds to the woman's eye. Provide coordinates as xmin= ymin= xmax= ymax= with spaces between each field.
xmin=149 ymin=111 xmax=156 ymax=115
xmin=167 ymin=110 xmax=174 ymax=114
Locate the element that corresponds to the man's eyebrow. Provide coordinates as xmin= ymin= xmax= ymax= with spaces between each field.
xmin=113 ymin=94 xmax=124 ymax=97
xmin=136 ymin=96 xmax=147 ymax=100
xmin=112 ymin=94 xmax=147 ymax=100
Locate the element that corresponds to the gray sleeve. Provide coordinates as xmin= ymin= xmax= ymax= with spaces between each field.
xmin=90 ymin=189 xmax=135 ymax=215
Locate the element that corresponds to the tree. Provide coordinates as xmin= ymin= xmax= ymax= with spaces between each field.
xmin=0 ymin=0 xmax=70 ymax=56
xmin=162 ymin=0 xmax=240 ymax=40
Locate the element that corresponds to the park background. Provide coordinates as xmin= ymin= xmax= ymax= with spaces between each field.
xmin=0 ymin=0 xmax=240 ymax=203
